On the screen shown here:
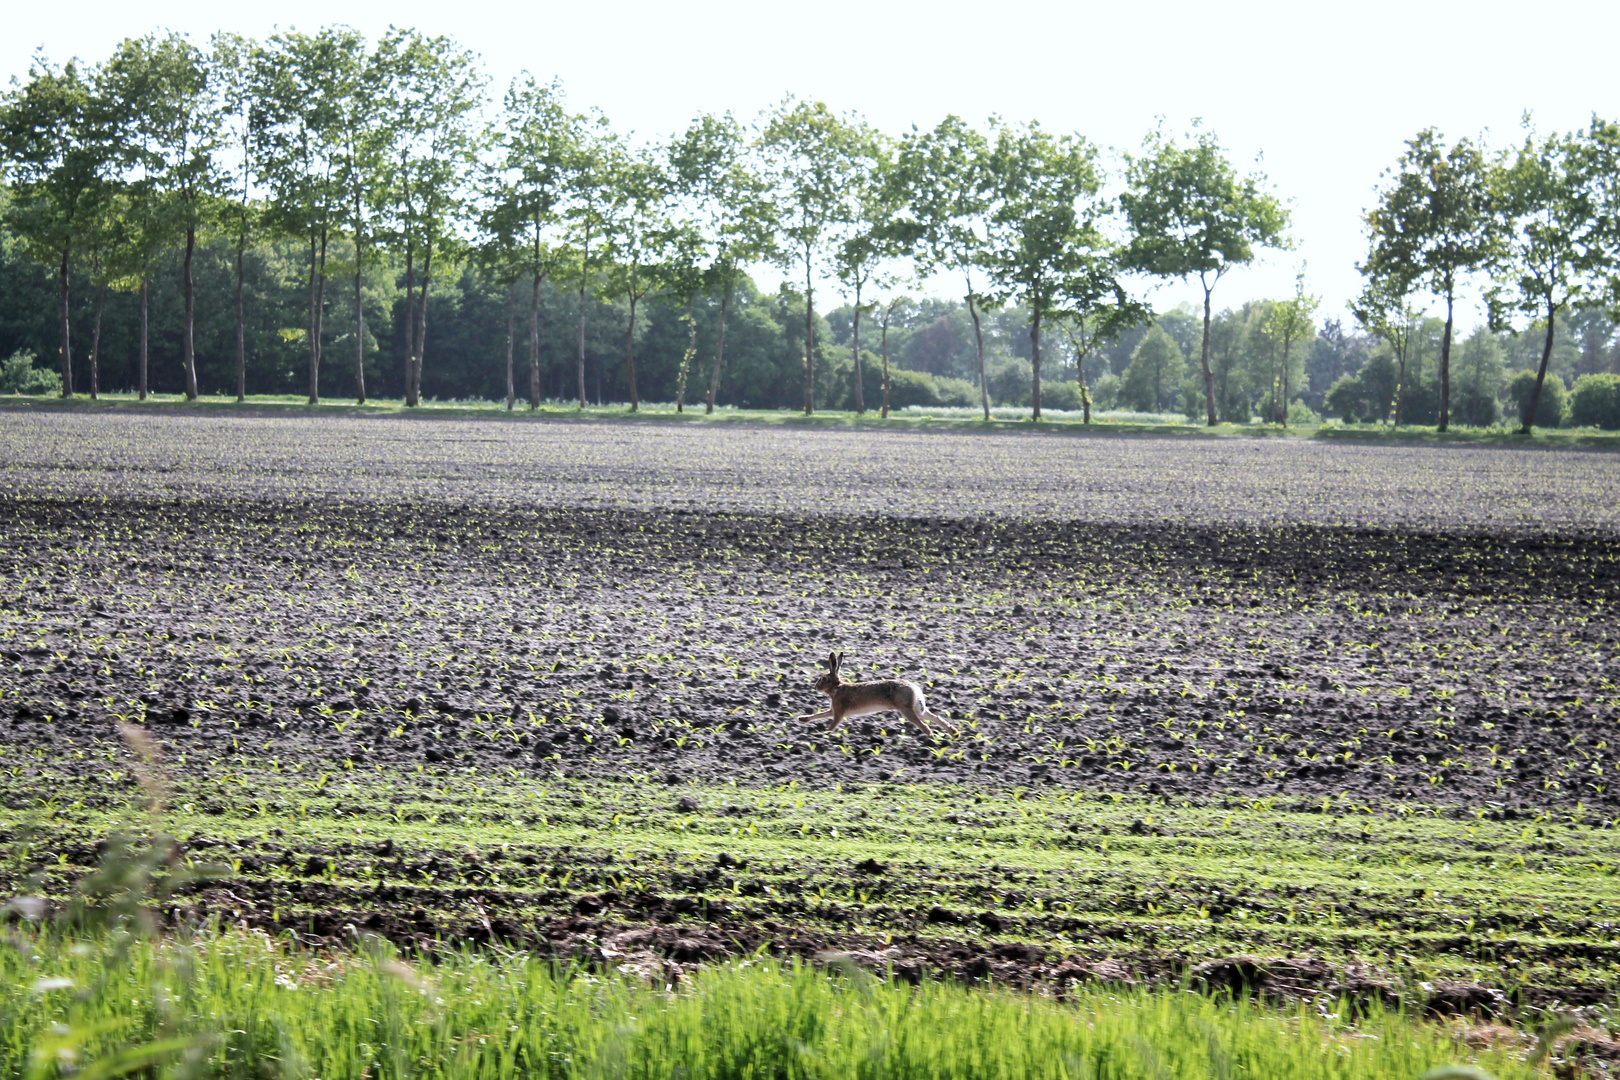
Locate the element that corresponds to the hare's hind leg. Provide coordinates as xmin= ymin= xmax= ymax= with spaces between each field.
xmin=896 ymin=701 xmax=944 ymax=738
xmin=920 ymin=708 xmax=958 ymax=735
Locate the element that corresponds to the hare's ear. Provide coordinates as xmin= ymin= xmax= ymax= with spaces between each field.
xmin=834 ymin=651 xmax=844 ymax=672
xmin=824 ymin=652 xmax=837 ymax=672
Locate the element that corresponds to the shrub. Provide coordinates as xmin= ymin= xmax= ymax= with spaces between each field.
xmin=1039 ymin=380 xmax=1084 ymax=411
xmin=933 ymin=376 xmax=980 ymax=408
xmin=1287 ymin=399 xmax=1321 ymax=425
xmin=1568 ymin=373 xmax=1620 ymax=429
xmin=985 ymin=357 xmax=1032 ymax=407
xmin=1091 ymin=373 xmax=1121 ymax=411
xmin=1505 ymin=369 xmax=1567 ymax=428
xmin=0 ymin=351 xmax=62 ymax=395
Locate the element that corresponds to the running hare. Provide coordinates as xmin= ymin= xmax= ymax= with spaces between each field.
xmin=795 ymin=652 xmax=957 ymax=737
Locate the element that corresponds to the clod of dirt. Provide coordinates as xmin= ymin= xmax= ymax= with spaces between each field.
xmin=854 ymin=858 xmax=888 ymax=875
xmin=302 ymin=856 xmax=327 ymax=876
xmin=1424 ymin=981 xmax=1506 ymax=1018
xmin=675 ymin=796 xmax=701 ymax=813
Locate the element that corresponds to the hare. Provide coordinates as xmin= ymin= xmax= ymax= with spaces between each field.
xmin=794 ymin=652 xmax=957 ymax=738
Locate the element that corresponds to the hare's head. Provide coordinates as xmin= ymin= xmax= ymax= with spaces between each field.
xmin=814 ymin=652 xmax=844 ymax=695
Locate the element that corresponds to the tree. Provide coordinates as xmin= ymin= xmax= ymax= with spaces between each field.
xmin=979 ymin=120 xmax=1130 ymax=420
xmin=829 ymin=123 xmax=896 ymax=415
xmin=1260 ymin=270 xmax=1318 ymax=424
xmin=1120 ymin=325 xmax=1185 ymax=411
xmin=600 ymin=143 xmax=671 ymax=412
xmin=484 ymin=74 xmax=577 ymax=410
xmin=1121 ymin=123 xmax=1290 ymax=425
xmin=374 ymin=29 xmax=484 ymax=408
xmin=1352 ymin=275 xmax=1421 ymax=426
xmin=896 ymin=116 xmax=994 ymax=419
xmin=762 ymin=98 xmax=862 ymax=415
xmin=1058 ymin=296 xmax=1148 ymax=424
xmin=0 ymin=55 xmax=112 ymax=396
xmin=1487 ymin=125 xmax=1604 ymax=433
xmin=210 ymin=33 xmax=260 ymax=403
xmin=1361 ymin=130 xmax=1494 ymax=431
xmin=1453 ymin=327 xmax=1505 ymax=427
xmin=669 ymin=112 xmax=774 ymax=414
xmin=253 ymin=28 xmax=359 ymax=405
xmin=558 ymin=110 xmax=615 ymax=407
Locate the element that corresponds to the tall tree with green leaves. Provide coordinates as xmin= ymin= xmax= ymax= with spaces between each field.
xmin=1121 ymin=123 xmax=1290 ymax=426
xmin=668 ymin=111 xmax=774 ymax=414
xmin=830 ymin=122 xmax=895 ymax=415
xmin=600 ymin=144 xmax=671 ymax=412
xmin=1487 ymin=126 xmax=1603 ymax=433
xmin=0 ymin=55 xmax=112 ymax=396
xmin=1261 ymin=270 xmax=1318 ymax=424
xmin=558 ymin=110 xmax=615 ymax=408
xmin=1352 ymin=276 xmax=1421 ymax=426
xmin=761 ymin=97 xmax=861 ymax=415
xmin=980 ymin=120 xmax=1125 ymax=420
xmin=253 ymin=28 xmax=358 ymax=404
xmin=484 ymin=74 xmax=577 ymax=410
xmin=895 ymin=115 xmax=994 ymax=419
xmin=1361 ymin=129 xmax=1494 ymax=431
xmin=210 ymin=32 xmax=260 ymax=403
xmin=374 ymin=29 xmax=485 ymax=407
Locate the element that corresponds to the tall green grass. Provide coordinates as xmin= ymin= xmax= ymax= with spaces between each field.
xmin=0 ymin=928 xmax=1536 ymax=1080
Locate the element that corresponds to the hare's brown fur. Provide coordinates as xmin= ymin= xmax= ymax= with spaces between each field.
xmin=793 ymin=652 xmax=956 ymax=738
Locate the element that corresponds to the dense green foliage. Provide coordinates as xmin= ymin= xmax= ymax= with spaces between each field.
xmin=1568 ymin=372 xmax=1620 ymax=429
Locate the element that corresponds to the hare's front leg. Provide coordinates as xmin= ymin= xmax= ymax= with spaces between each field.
xmin=795 ymin=708 xmax=833 ymax=723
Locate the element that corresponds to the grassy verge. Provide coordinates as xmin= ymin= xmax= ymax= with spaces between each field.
xmin=0 ymin=927 xmax=1556 ymax=1080
xmin=4 ymin=391 xmax=1617 ymax=446
xmin=7 ymin=765 xmax=1619 ymax=1000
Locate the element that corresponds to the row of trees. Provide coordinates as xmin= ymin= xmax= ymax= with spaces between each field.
xmin=0 ymin=27 xmax=1292 ymax=423
xmin=4 ymin=27 xmax=1620 ymax=432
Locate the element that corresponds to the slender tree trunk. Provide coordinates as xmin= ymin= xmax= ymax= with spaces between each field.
xmin=354 ymin=236 xmax=366 ymax=405
xmin=1030 ymin=308 xmax=1043 ymax=421
xmin=1394 ymin=344 xmax=1408 ymax=428
xmin=138 ymin=279 xmax=148 ymax=400
xmin=1521 ymin=301 xmax=1559 ymax=433
xmin=624 ymin=292 xmax=639 ymax=412
xmin=576 ymin=277 xmax=587 ymax=409
xmin=89 ymin=278 xmax=105 ymax=400
xmin=967 ymin=287 xmax=988 ymax=420
xmin=504 ymin=282 xmax=516 ymax=411
xmin=1199 ymin=278 xmax=1217 ymax=425
xmin=803 ymin=250 xmax=815 ymax=415
xmin=851 ymin=280 xmax=864 ymax=414
xmin=311 ymin=225 xmax=328 ymax=405
xmin=528 ymin=273 xmax=542 ymax=410
xmin=183 ymin=226 xmax=198 ymax=401
xmin=57 ymin=246 xmax=72 ymax=397
xmin=676 ymin=291 xmax=695 ymax=412
xmin=402 ymin=239 xmax=417 ymax=403
xmin=236 ymin=228 xmax=247 ymax=402
xmin=410 ymin=242 xmax=432 ymax=407
xmin=707 ymin=282 xmax=731 ymax=414
xmin=880 ymin=306 xmax=891 ymax=419
xmin=1082 ymin=382 xmax=1091 ymax=424
xmin=307 ymin=228 xmax=319 ymax=404
xmin=1438 ymin=287 xmax=1454 ymax=432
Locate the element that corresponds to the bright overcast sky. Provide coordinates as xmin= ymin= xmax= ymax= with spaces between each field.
xmin=7 ymin=0 xmax=1619 ymax=332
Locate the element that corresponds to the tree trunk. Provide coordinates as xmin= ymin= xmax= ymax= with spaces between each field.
xmin=138 ymin=279 xmax=148 ymax=400
xmin=89 ymin=278 xmax=105 ymax=400
xmin=402 ymin=239 xmax=417 ymax=404
xmin=57 ymin=246 xmax=72 ymax=397
xmin=802 ymin=251 xmax=815 ymax=415
xmin=1438 ymin=287 xmax=1454 ymax=432
xmin=354 ymin=228 xmax=366 ymax=405
xmin=676 ymin=291 xmax=695 ymax=413
xmin=312 ymin=225 xmax=329 ymax=405
xmin=576 ymin=278 xmax=587 ymax=408
xmin=306 ymin=228 xmax=319 ymax=404
xmin=410 ymin=241 xmax=432 ymax=407
xmin=1030 ymin=307 xmax=1042 ymax=421
xmin=1394 ymin=342 xmax=1408 ymax=428
xmin=707 ymin=282 xmax=731 ymax=414
xmin=967 ymin=283 xmax=988 ymax=420
xmin=1199 ymin=279 xmax=1217 ymax=425
xmin=528 ymin=272 xmax=542 ymax=410
xmin=1521 ymin=302 xmax=1559 ymax=434
xmin=1082 ymin=382 xmax=1091 ymax=424
xmin=880 ymin=306 xmax=891 ymax=419
xmin=851 ymin=279 xmax=864 ymax=414
xmin=624 ymin=292 xmax=639 ymax=412
xmin=505 ymin=282 xmax=516 ymax=411
xmin=235 ymin=229 xmax=246 ymax=403
xmin=183 ymin=226 xmax=198 ymax=401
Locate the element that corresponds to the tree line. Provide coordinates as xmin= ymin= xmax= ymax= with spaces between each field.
xmin=3 ymin=27 xmax=1620 ymax=432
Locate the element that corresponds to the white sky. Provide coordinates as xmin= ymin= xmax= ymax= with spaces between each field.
xmin=8 ymin=0 xmax=1619 ymax=332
